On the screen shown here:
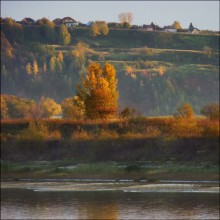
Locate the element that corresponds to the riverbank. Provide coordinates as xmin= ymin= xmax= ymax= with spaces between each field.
xmin=1 ymin=161 xmax=219 ymax=181
xmin=1 ymin=118 xmax=219 ymax=182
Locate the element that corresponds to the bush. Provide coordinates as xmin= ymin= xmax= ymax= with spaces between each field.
xmin=170 ymin=118 xmax=201 ymax=138
xmin=19 ymin=120 xmax=50 ymax=141
xmin=71 ymin=130 xmax=93 ymax=141
xmin=201 ymin=120 xmax=219 ymax=137
xmin=97 ymin=129 xmax=119 ymax=140
xmin=201 ymin=103 xmax=219 ymax=120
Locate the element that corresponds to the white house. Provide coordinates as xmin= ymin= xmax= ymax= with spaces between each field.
xmin=53 ymin=17 xmax=79 ymax=27
xmin=163 ymin=25 xmax=177 ymax=33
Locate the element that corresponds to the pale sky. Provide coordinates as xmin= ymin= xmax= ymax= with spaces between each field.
xmin=1 ymin=1 xmax=219 ymax=30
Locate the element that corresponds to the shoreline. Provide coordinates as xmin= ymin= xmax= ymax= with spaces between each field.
xmin=1 ymin=180 xmax=219 ymax=193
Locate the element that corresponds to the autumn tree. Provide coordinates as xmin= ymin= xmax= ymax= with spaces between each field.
xmin=90 ymin=21 xmax=109 ymax=37
xmin=172 ymin=21 xmax=182 ymax=29
xmin=71 ymin=42 xmax=88 ymax=69
xmin=57 ymin=24 xmax=71 ymax=46
xmin=33 ymin=60 xmax=39 ymax=75
xmin=49 ymin=56 xmax=56 ymax=73
xmin=38 ymin=97 xmax=62 ymax=118
xmin=26 ymin=62 xmax=32 ymax=75
xmin=174 ymin=103 xmax=195 ymax=119
xmin=0 ymin=94 xmax=36 ymax=119
xmin=61 ymin=96 xmax=85 ymax=119
xmin=118 ymin=12 xmax=133 ymax=26
xmin=171 ymin=103 xmax=200 ymax=137
xmin=0 ymin=95 xmax=9 ymax=119
xmin=77 ymin=62 xmax=119 ymax=119
xmin=57 ymin=51 xmax=64 ymax=62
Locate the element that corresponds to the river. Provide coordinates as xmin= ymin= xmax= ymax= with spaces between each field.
xmin=1 ymin=181 xmax=219 ymax=219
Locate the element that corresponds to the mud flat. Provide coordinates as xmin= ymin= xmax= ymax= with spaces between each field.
xmin=1 ymin=180 xmax=219 ymax=193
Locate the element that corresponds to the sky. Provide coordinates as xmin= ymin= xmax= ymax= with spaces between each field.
xmin=1 ymin=1 xmax=219 ymax=31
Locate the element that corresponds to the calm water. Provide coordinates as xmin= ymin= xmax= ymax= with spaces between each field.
xmin=1 ymin=188 xmax=219 ymax=219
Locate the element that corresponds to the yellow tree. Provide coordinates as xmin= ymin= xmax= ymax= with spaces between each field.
xmin=171 ymin=103 xmax=200 ymax=137
xmin=33 ymin=60 xmax=39 ymax=75
xmin=172 ymin=21 xmax=182 ymax=29
xmin=26 ymin=62 xmax=32 ymax=75
xmin=61 ymin=96 xmax=85 ymax=119
xmin=38 ymin=97 xmax=62 ymax=118
xmin=90 ymin=21 xmax=109 ymax=37
xmin=58 ymin=51 xmax=64 ymax=62
xmin=49 ymin=56 xmax=56 ymax=73
xmin=77 ymin=62 xmax=119 ymax=119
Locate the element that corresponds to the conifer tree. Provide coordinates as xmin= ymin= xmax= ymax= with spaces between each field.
xmin=26 ymin=63 xmax=32 ymax=75
xmin=33 ymin=60 xmax=39 ymax=75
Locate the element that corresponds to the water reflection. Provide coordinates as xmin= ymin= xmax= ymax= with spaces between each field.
xmin=1 ymin=189 xmax=219 ymax=219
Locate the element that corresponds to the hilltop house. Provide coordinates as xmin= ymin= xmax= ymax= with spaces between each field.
xmin=143 ymin=22 xmax=162 ymax=31
xmin=20 ymin=17 xmax=35 ymax=25
xmin=163 ymin=25 xmax=177 ymax=33
xmin=143 ymin=24 xmax=154 ymax=31
xmin=188 ymin=23 xmax=200 ymax=34
xmin=86 ymin=21 xmax=94 ymax=27
xmin=53 ymin=17 xmax=79 ymax=27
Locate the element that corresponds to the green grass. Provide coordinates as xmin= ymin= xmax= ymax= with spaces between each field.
xmin=1 ymin=160 xmax=219 ymax=181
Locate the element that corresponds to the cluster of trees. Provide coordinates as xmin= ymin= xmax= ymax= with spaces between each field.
xmin=1 ymin=95 xmax=61 ymax=119
xmin=2 ymin=17 xmax=71 ymax=45
xmin=1 ymin=62 xmax=119 ymax=120
xmin=90 ymin=21 xmax=109 ymax=37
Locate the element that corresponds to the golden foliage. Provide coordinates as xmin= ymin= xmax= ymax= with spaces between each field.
xmin=77 ymin=62 xmax=119 ymax=119
xmin=33 ymin=60 xmax=39 ymax=75
xmin=26 ymin=63 xmax=32 ymax=75
xmin=39 ymin=97 xmax=62 ymax=118
xmin=90 ymin=21 xmax=109 ymax=37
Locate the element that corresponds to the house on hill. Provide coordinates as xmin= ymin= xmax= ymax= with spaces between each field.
xmin=188 ymin=23 xmax=200 ymax=34
xmin=86 ymin=21 xmax=94 ymax=27
xmin=20 ymin=17 xmax=35 ymax=25
xmin=53 ymin=17 xmax=79 ymax=27
xmin=163 ymin=25 xmax=177 ymax=33
xmin=143 ymin=22 xmax=161 ymax=31
xmin=143 ymin=24 xmax=154 ymax=31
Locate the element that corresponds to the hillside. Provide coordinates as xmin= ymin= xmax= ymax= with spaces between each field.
xmin=1 ymin=25 xmax=219 ymax=116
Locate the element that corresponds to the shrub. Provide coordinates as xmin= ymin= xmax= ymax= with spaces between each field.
xmin=48 ymin=130 xmax=62 ymax=140
xmin=97 ymin=129 xmax=119 ymax=140
xmin=201 ymin=120 xmax=219 ymax=137
xmin=174 ymin=103 xmax=195 ymax=119
xmin=19 ymin=120 xmax=50 ymax=141
xmin=201 ymin=103 xmax=219 ymax=120
xmin=120 ymin=132 xmax=144 ymax=139
xmin=71 ymin=130 xmax=93 ymax=141
xmin=170 ymin=118 xmax=201 ymax=138
xmin=145 ymin=126 xmax=161 ymax=137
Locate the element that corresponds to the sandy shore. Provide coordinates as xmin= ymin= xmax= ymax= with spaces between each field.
xmin=1 ymin=181 xmax=219 ymax=193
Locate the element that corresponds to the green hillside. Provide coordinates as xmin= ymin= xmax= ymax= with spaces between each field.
xmin=1 ymin=23 xmax=219 ymax=116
